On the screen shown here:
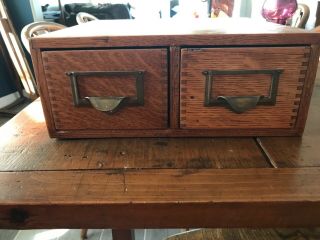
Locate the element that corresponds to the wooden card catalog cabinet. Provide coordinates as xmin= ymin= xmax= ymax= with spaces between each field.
xmin=30 ymin=19 xmax=320 ymax=138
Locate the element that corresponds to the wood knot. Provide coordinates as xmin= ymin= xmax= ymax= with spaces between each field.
xmin=10 ymin=208 xmax=29 ymax=223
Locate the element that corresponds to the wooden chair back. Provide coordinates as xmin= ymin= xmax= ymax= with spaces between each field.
xmin=21 ymin=22 xmax=66 ymax=53
xmin=290 ymin=3 xmax=310 ymax=28
xmin=76 ymin=12 xmax=98 ymax=24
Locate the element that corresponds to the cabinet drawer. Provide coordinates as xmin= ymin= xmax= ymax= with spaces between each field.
xmin=42 ymin=49 xmax=168 ymax=130
xmin=180 ymin=47 xmax=310 ymax=129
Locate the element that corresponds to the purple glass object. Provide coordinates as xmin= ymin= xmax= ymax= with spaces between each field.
xmin=261 ymin=0 xmax=297 ymax=25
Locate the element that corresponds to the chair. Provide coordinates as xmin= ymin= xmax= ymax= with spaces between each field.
xmin=290 ymin=3 xmax=310 ymax=28
xmin=21 ymin=21 xmax=66 ymax=53
xmin=76 ymin=12 xmax=98 ymax=24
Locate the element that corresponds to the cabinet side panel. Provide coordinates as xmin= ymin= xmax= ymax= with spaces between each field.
xmin=295 ymin=45 xmax=320 ymax=135
xmin=30 ymin=47 xmax=57 ymax=137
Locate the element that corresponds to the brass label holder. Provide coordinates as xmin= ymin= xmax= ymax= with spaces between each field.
xmin=203 ymin=69 xmax=283 ymax=114
xmin=66 ymin=70 xmax=145 ymax=114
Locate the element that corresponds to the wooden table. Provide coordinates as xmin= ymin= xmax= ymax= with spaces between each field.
xmin=0 ymin=77 xmax=320 ymax=239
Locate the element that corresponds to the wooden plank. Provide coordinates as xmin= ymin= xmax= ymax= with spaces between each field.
xmin=2 ymin=168 xmax=320 ymax=204
xmin=0 ymin=168 xmax=320 ymax=228
xmin=0 ymin=100 xmax=268 ymax=171
xmin=30 ymin=19 xmax=320 ymax=49
xmin=51 ymin=128 xmax=307 ymax=138
xmin=112 ymin=230 xmax=135 ymax=240
xmin=32 ymin=33 xmax=320 ymax=49
xmin=33 ymin=18 xmax=312 ymax=38
xmin=258 ymin=64 xmax=320 ymax=167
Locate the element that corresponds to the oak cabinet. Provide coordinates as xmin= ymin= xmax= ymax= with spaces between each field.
xmin=31 ymin=19 xmax=320 ymax=138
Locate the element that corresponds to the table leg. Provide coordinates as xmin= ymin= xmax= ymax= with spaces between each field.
xmin=112 ymin=229 xmax=135 ymax=240
xmin=80 ymin=229 xmax=88 ymax=239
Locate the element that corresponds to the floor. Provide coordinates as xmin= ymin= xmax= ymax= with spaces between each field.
xmin=0 ymin=229 xmax=185 ymax=240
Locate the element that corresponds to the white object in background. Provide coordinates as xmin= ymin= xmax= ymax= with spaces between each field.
xmin=0 ymin=91 xmax=20 ymax=109
xmin=29 ymin=0 xmax=43 ymax=21
xmin=176 ymin=0 xmax=208 ymax=19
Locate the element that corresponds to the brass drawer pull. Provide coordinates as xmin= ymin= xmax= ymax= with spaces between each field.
xmin=203 ymin=69 xmax=283 ymax=114
xmin=66 ymin=71 xmax=145 ymax=114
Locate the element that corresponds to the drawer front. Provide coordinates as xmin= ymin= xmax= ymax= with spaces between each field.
xmin=42 ymin=49 xmax=168 ymax=130
xmin=180 ymin=47 xmax=310 ymax=129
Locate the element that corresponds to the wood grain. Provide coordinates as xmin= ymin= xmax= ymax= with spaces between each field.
xmin=295 ymin=45 xmax=320 ymax=134
xmin=30 ymin=48 xmax=57 ymax=137
xmin=41 ymin=49 xmax=168 ymax=131
xmin=1 ymin=92 xmax=320 ymax=229
xmin=0 ymin=100 xmax=268 ymax=171
xmin=170 ymin=46 xmax=180 ymax=129
xmin=180 ymin=47 xmax=309 ymax=131
xmin=52 ymin=128 xmax=305 ymax=138
xmin=1 ymin=168 xmax=320 ymax=228
xmin=29 ymin=19 xmax=320 ymax=138
xmin=30 ymin=19 xmax=320 ymax=49
xmin=258 ymin=64 xmax=320 ymax=168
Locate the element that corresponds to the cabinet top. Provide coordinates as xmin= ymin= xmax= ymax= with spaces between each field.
xmin=31 ymin=18 xmax=320 ymax=49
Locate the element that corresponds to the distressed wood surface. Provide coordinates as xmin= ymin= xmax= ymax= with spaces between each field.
xmin=1 ymin=168 xmax=320 ymax=228
xmin=2 ymin=167 xmax=320 ymax=204
xmin=30 ymin=19 xmax=320 ymax=49
xmin=258 ymin=65 xmax=320 ymax=167
xmin=0 ymin=98 xmax=320 ymax=229
xmin=0 ymin=100 xmax=268 ymax=171
xmin=2 ymin=22 xmax=320 ymax=229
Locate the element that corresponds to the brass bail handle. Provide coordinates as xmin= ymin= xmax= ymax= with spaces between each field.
xmin=203 ymin=69 xmax=283 ymax=114
xmin=66 ymin=70 xmax=145 ymax=114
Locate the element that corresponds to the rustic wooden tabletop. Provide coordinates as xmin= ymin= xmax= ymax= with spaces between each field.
xmin=0 ymin=71 xmax=319 ymax=237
